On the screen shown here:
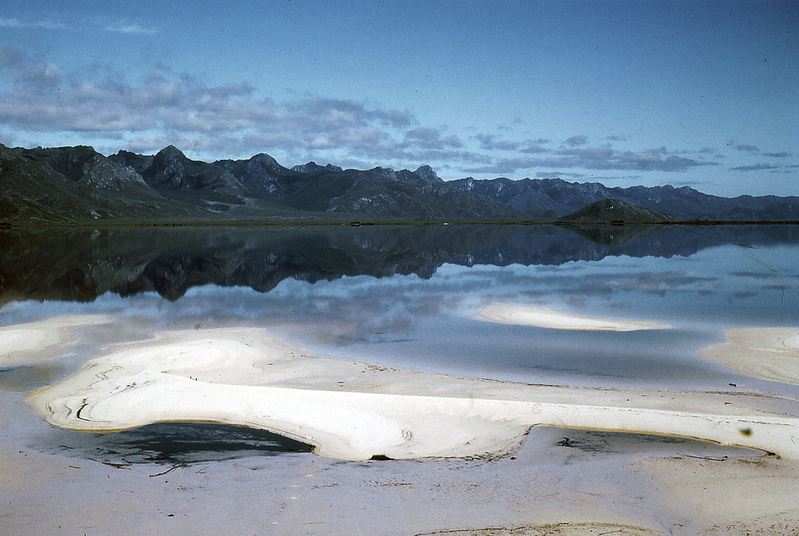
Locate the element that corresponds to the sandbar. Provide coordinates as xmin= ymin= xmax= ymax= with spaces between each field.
xmin=477 ymin=305 xmax=671 ymax=331
xmin=26 ymin=326 xmax=799 ymax=461
xmin=0 ymin=315 xmax=108 ymax=368
xmin=698 ymin=327 xmax=799 ymax=385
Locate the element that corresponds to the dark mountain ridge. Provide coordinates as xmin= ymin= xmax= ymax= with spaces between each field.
xmin=450 ymin=176 xmax=799 ymax=222
xmin=2 ymin=142 xmax=797 ymax=226
xmin=1 ymin=143 xmax=524 ymax=225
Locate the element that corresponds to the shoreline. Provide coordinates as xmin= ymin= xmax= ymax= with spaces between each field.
xmin=25 ymin=323 xmax=799 ymax=461
xmin=0 ymin=315 xmax=108 ymax=367
xmin=5 ymin=315 xmax=799 ymax=534
xmin=698 ymin=326 xmax=799 ymax=385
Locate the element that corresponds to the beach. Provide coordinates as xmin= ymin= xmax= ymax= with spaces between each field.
xmin=698 ymin=326 xmax=799 ymax=385
xmin=4 ymin=313 xmax=799 ymax=534
xmin=477 ymin=305 xmax=671 ymax=332
xmin=0 ymin=315 xmax=107 ymax=367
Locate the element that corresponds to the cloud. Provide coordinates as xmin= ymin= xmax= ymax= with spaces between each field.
xmin=519 ymin=141 xmax=549 ymax=154
xmin=0 ymin=17 xmax=67 ymax=31
xmin=404 ymin=127 xmax=463 ymax=149
xmin=0 ymin=46 xmax=784 ymax=181
xmin=564 ymin=135 xmax=588 ymax=146
xmin=730 ymin=163 xmax=780 ymax=172
xmin=290 ymin=97 xmax=413 ymax=130
xmin=474 ymin=133 xmax=519 ymax=151
xmin=534 ymin=171 xmax=584 ymax=179
xmin=0 ymin=14 xmax=156 ymax=35
xmin=736 ymin=144 xmax=760 ymax=153
xmin=464 ymin=145 xmax=717 ymax=176
xmin=558 ymin=145 xmax=614 ymax=161
xmin=0 ymin=51 xmax=427 ymax=163
xmin=0 ymin=47 xmax=62 ymax=90
xmin=104 ymin=23 xmax=158 ymax=35
xmin=615 ymin=149 xmax=711 ymax=172
xmin=0 ymin=48 xmax=505 ymax=170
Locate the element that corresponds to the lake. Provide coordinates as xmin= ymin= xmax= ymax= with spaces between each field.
xmin=3 ymin=223 xmax=798 ymax=388
xmin=2 ymin=223 xmax=799 ymax=534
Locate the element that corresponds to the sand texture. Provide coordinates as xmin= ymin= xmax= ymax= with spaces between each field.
xmin=477 ymin=305 xmax=671 ymax=331
xmin=698 ymin=327 xmax=799 ymax=385
xmin=0 ymin=315 xmax=107 ymax=367
xmin=26 ymin=326 xmax=799 ymax=461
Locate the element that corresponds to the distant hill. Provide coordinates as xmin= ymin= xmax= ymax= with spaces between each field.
xmin=557 ymin=199 xmax=678 ymax=224
xmin=2 ymin=142 xmax=798 ymax=226
xmin=450 ymin=176 xmax=799 ymax=222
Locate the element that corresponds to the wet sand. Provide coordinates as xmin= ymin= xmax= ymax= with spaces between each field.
xmin=698 ymin=327 xmax=799 ymax=385
xmin=0 ymin=315 xmax=107 ymax=367
xmin=4 ymin=316 xmax=799 ymax=534
xmin=25 ymin=325 xmax=799 ymax=461
xmin=3 ymin=418 xmax=798 ymax=535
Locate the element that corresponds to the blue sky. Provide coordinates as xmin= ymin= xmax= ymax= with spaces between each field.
xmin=0 ymin=1 xmax=796 ymax=196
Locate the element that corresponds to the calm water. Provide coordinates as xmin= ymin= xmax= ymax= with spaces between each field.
xmin=2 ymin=224 xmax=798 ymax=394
xmin=2 ymin=223 xmax=799 ymax=463
xmin=2 ymin=223 xmax=798 ymax=533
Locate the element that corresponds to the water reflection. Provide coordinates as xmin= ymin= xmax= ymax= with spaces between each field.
xmin=40 ymin=422 xmax=313 ymax=465
xmin=2 ymin=224 xmax=798 ymax=304
xmin=2 ymin=224 xmax=798 ymax=391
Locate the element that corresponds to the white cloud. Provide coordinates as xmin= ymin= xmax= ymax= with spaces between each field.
xmin=104 ymin=23 xmax=158 ymax=35
xmin=0 ymin=16 xmax=67 ymax=30
xmin=0 ymin=54 xmax=413 ymax=158
xmin=0 ymin=46 xmax=792 ymax=185
xmin=0 ymin=13 xmax=157 ymax=35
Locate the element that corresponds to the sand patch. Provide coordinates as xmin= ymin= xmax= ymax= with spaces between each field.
xmin=477 ymin=305 xmax=671 ymax=331
xmin=698 ymin=327 xmax=799 ymax=385
xmin=0 ymin=315 xmax=108 ymax=367
xmin=414 ymin=522 xmax=658 ymax=535
xmin=26 ymin=327 xmax=799 ymax=462
xmin=638 ymin=455 xmax=799 ymax=535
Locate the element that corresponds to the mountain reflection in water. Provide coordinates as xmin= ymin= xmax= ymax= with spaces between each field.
xmin=2 ymin=223 xmax=798 ymax=305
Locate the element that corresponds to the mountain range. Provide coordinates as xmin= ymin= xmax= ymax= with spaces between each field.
xmin=450 ymin=176 xmax=799 ymax=222
xmin=1 ymin=143 xmax=797 ymax=226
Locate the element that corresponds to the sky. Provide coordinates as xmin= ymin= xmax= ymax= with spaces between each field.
xmin=0 ymin=0 xmax=796 ymax=197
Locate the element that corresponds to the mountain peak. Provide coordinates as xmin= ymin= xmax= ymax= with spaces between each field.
xmin=156 ymin=145 xmax=186 ymax=160
xmin=292 ymin=161 xmax=343 ymax=174
xmin=414 ymin=165 xmax=443 ymax=184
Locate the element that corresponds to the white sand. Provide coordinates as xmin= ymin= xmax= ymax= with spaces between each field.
xmin=0 ymin=315 xmax=107 ymax=367
xmin=477 ymin=304 xmax=671 ymax=331
xmin=26 ymin=326 xmax=799 ymax=461
xmin=8 ymin=319 xmax=799 ymax=534
xmin=637 ymin=454 xmax=799 ymax=535
xmin=0 ymin=422 xmax=729 ymax=536
xmin=698 ymin=327 xmax=799 ymax=385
